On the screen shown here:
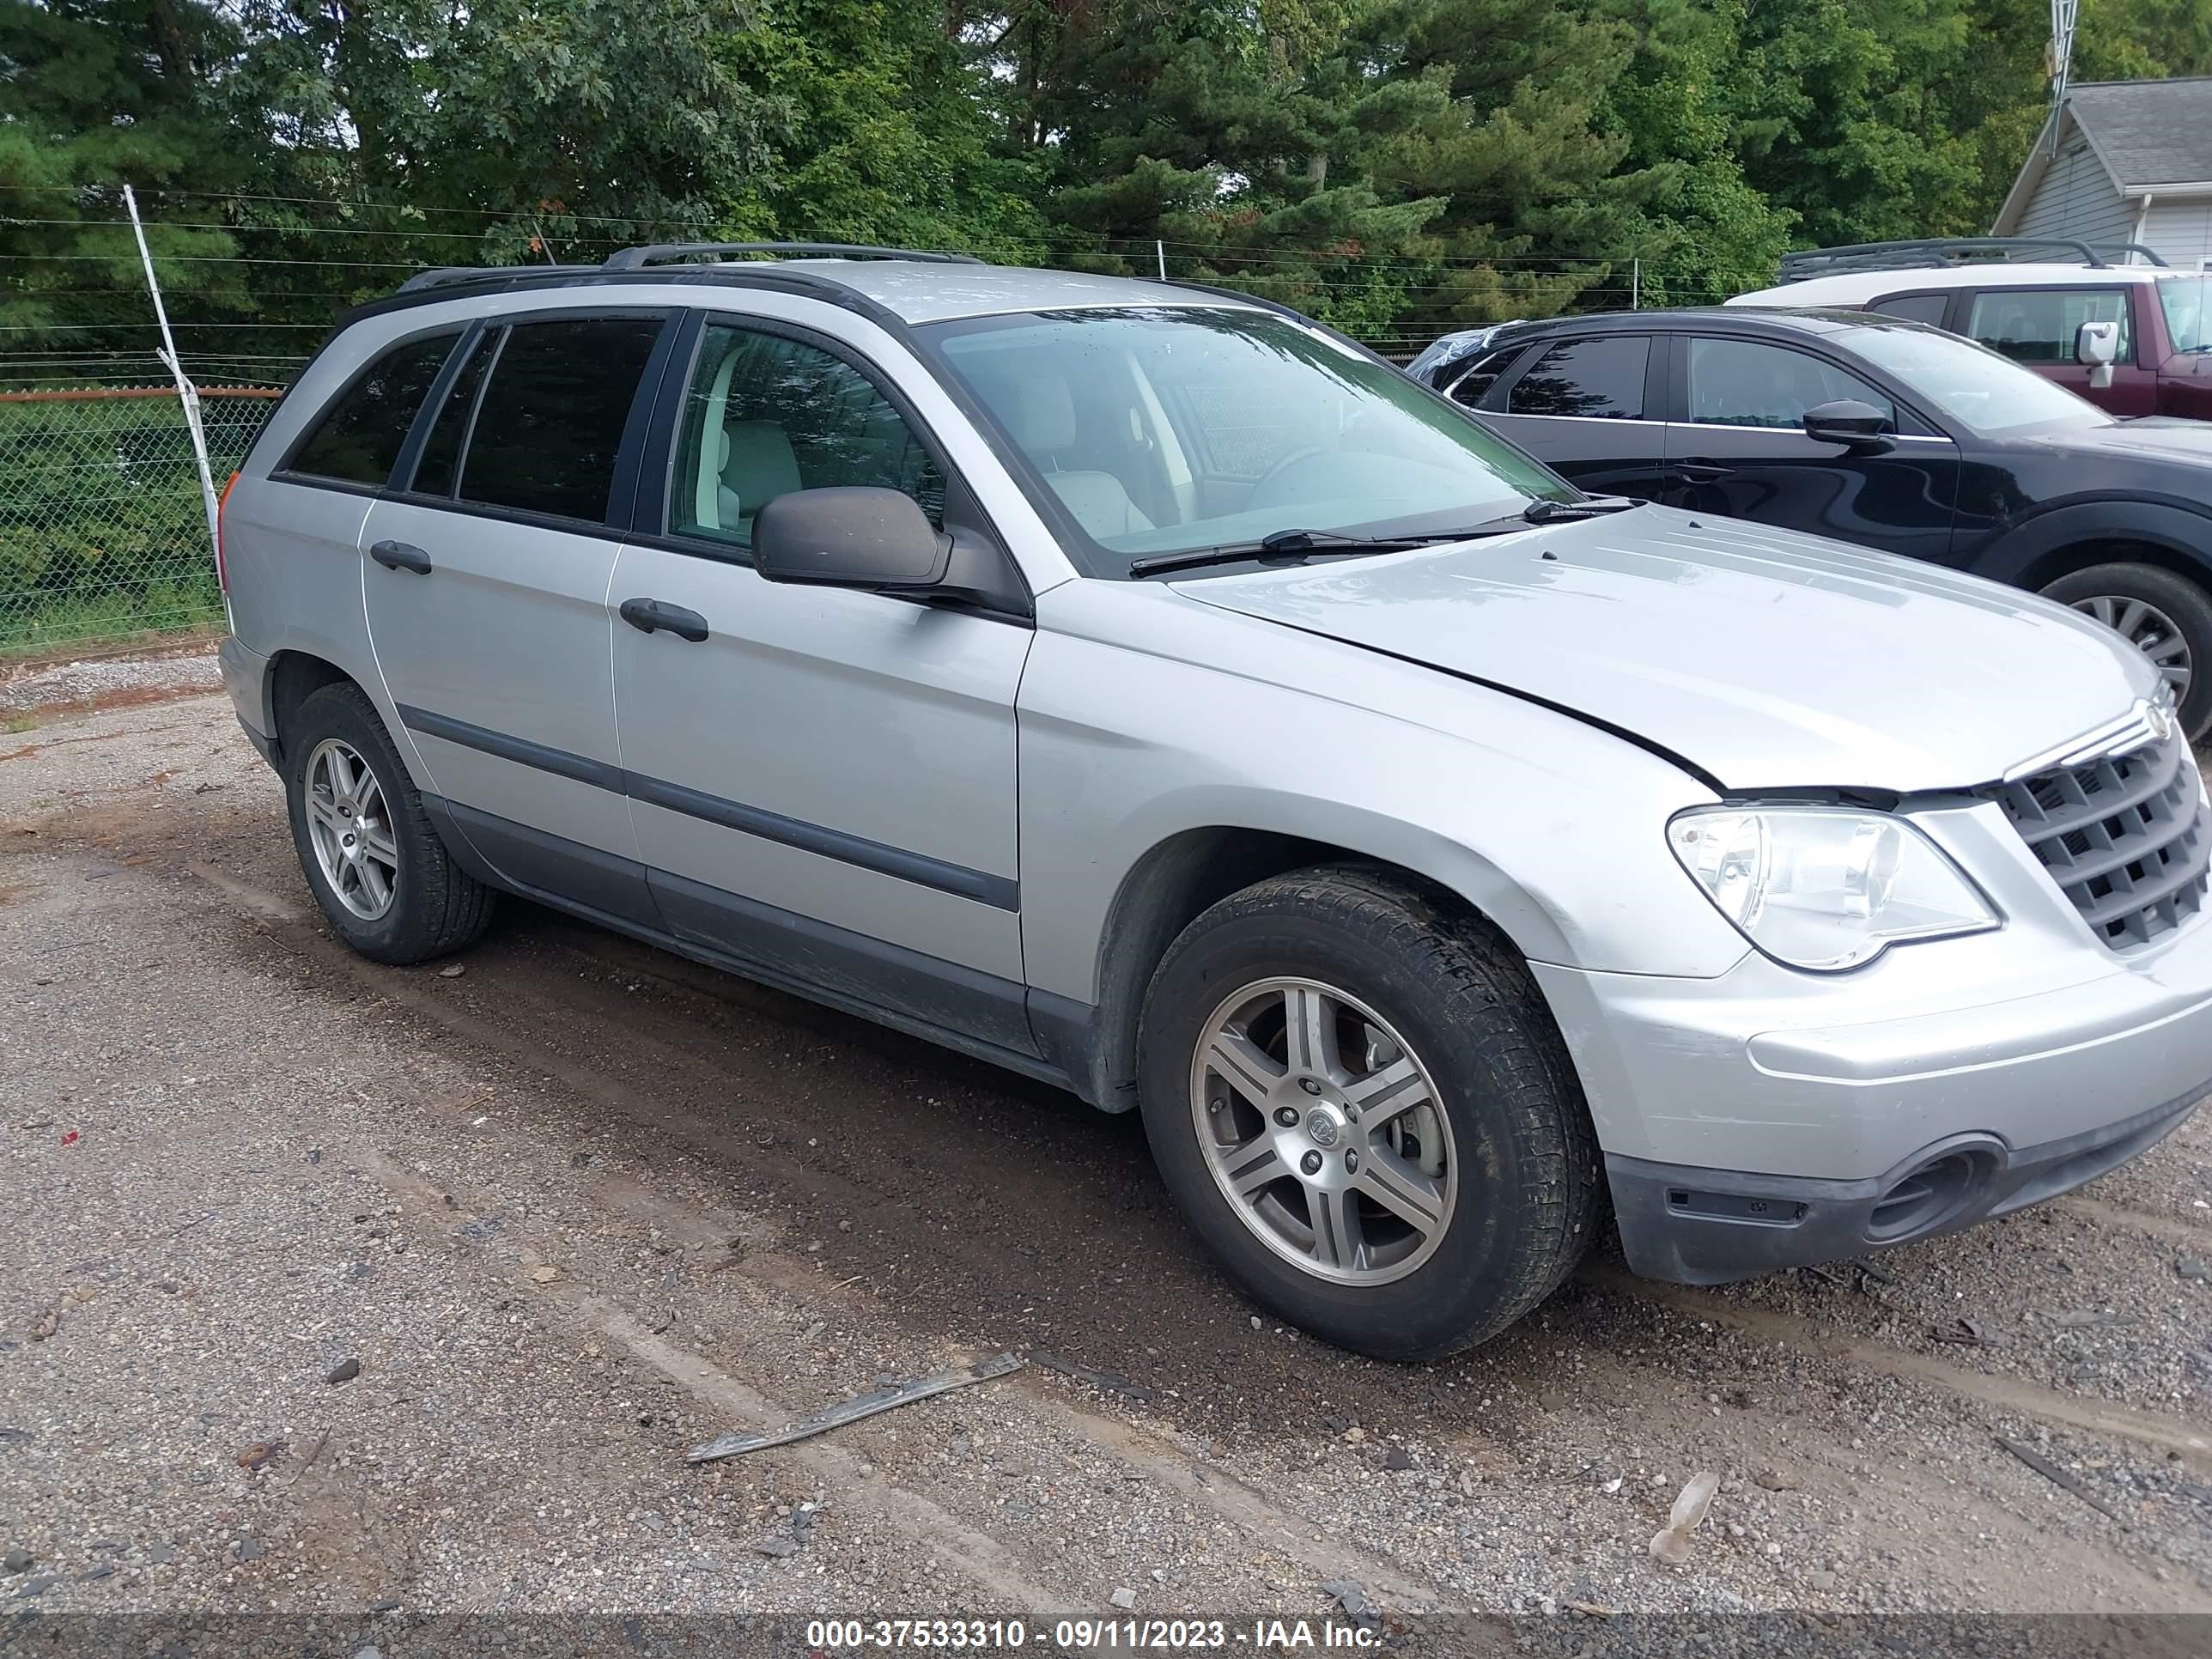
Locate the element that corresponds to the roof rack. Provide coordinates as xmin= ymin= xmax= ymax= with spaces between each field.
xmin=1776 ymin=236 xmax=2168 ymax=283
xmin=393 ymin=263 xmax=599 ymax=294
xmin=599 ymin=241 xmax=985 ymax=270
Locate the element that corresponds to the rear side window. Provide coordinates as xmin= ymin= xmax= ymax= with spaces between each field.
xmin=1446 ymin=345 xmax=1529 ymax=410
xmin=287 ymin=331 xmax=459 ymax=485
xmin=1869 ymin=293 xmax=1950 ymax=326
xmin=1504 ymin=337 xmax=1650 ymax=419
xmin=407 ymin=332 xmax=495 ymax=497
xmin=454 ymin=317 xmax=665 ymax=524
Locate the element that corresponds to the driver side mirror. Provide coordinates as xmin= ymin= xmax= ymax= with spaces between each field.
xmin=1802 ymin=399 xmax=1892 ymax=450
xmin=752 ymin=487 xmax=951 ymax=591
xmin=2075 ymin=319 xmax=2120 ymax=389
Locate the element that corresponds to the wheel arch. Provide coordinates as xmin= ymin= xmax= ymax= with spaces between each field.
xmin=265 ymin=648 xmax=355 ymax=767
xmin=1046 ymin=821 xmax=1563 ymax=1114
xmin=1978 ymin=500 xmax=2212 ymax=593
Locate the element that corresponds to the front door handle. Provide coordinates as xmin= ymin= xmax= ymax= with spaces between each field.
xmin=619 ymin=597 xmax=709 ymax=643
xmin=1673 ymin=462 xmax=1735 ymax=483
xmin=369 ymin=539 xmax=433 ymax=574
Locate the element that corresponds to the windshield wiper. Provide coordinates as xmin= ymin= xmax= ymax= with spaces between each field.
xmin=1127 ymin=529 xmax=1437 ymax=578
xmin=1126 ymin=501 xmax=1641 ymax=578
xmin=1521 ymin=495 xmax=1644 ymax=522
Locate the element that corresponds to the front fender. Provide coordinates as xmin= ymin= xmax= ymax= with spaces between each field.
xmin=1974 ymin=496 xmax=2212 ymax=590
xmin=1016 ymin=586 xmax=1750 ymax=1007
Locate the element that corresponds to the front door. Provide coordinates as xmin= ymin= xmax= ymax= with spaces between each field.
xmin=362 ymin=311 xmax=671 ymax=924
xmin=609 ymin=316 xmax=1035 ymax=1053
xmin=1662 ymin=334 xmax=1960 ymax=567
xmin=1962 ymin=284 xmax=2158 ymax=415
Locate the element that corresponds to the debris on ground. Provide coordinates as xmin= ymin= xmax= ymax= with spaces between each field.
xmin=530 ymin=1266 xmax=561 ymax=1284
xmin=3 ymin=1549 xmax=30 ymax=1574
xmin=1995 ymin=1436 xmax=2129 ymax=1526
xmin=28 ymin=1304 xmax=58 ymax=1342
xmin=438 ymin=964 xmax=466 ymax=978
xmin=2052 ymin=1310 xmax=2134 ymax=1328
xmin=1647 ymin=1470 xmax=1720 ymax=1566
xmin=1109 ymin=1586 xmax=1137 ymax=1609
xmin=234 ymin=1442 xmax=278 ymax=1472
xmin=2176 ymin=1256 xmax=2209 ymax=1282
xmin=1753 ymin=1468 xmax=1796 ymax=1492
xmin=325 ymin=1358 xmax=362 ymax=1385
xmin=753 ymin=1536 xmax=800 ymax=1559
xmin=687 ymin=1352 xmax=1024 ymax=1464
xmin=1931 ymin=1316 xmax=2003 ymax=1347
xmin=1029 ymin=1350 xmax=1158 ymax=1402
xmin=1319 ymin=1577 xmax=1381 ymax=1631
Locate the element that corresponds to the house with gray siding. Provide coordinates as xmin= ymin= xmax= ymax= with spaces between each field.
xmin=1992 ymin=77 xmax=2212 ymax=269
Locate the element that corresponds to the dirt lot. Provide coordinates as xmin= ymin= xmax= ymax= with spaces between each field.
xmin=3 ymin=665 xmax=2212 ymax=1646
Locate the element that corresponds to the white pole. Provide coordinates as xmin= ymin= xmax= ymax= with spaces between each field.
xmin=124 ymin=185 xmax=223 ymax=571
xmin=1632 ymin=258 xmax=1641 ymax=310
xmin=1157 ymin=240 xmax=1167 ymax=281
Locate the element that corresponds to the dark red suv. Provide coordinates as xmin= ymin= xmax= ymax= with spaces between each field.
xmin=1730 ymin=239 xmax=2212 ymax=419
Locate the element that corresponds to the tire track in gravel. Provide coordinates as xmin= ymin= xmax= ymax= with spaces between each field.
xmin=181 ymin=854 xmax=2212 ymax=1474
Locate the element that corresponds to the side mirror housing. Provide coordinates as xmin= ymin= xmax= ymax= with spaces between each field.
xmin=752 ymin=487 xmax=951 ymax=591
xmin=2076 ymin=319 xmax=2120 ymax=389
xmin=1802 ymin=398 xmax=1892 ymax=449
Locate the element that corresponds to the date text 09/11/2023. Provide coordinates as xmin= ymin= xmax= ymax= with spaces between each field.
xmin=803 ymin=1618 xmax=1382 ymax=1650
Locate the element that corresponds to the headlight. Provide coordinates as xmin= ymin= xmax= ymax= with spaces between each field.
xmin=1668 ymin=807 xmax=1999 ymax=971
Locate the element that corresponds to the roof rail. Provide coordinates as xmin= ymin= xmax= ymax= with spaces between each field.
xmin=393 ymin=264 xmax=599 ymax=294
xmin=600 ymin=241 xmax=985 ymax=270
xmin=1776 ymin=236 xmax=2169 ymax=283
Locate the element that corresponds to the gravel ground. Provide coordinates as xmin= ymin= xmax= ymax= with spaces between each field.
xmin=3 ymin=687 xmax=2210 ymax=1650
xmin=0 ymin=643 xmax=222 ymax=722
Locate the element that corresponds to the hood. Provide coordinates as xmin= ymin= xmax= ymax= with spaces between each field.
xmin=1174 ymin=506 xmax=2157 ymax=793
xmin=2038 ymin=415 xmax=2212 ymax=465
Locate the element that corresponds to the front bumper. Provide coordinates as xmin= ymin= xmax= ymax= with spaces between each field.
xmin=1530 ymin=796 xmax=2212 ymax=1281
xmin=1604 ymin=1089 xmax=2199 ymax=1284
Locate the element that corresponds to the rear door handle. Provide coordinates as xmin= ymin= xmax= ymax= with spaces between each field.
xmin=619 ymin=597 xmax=709 ymax=643
xmin=369 ymin=539 xmax=432 ymax=574
xmin=1674 ymin=462 xmax=1735 ymax=483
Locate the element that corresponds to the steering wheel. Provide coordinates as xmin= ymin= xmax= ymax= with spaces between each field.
xmin=1247 ymin=444 xmax=1335 ymax=509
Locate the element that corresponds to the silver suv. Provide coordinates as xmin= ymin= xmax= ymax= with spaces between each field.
xmin=218 ymin=244 xmax=2212 ymax=1358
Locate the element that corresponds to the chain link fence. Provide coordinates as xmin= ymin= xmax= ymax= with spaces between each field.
xmin=0 ymin=385 xmax=282 ymax=653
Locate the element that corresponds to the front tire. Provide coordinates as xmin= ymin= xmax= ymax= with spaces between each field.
xmin=2040 ymin=562 xmax=2212 ymax=739
xmin=1137 ymin=866 xmax=1600 ymax=1360
xmin=283 ymin=681 xmax=494 ymax=963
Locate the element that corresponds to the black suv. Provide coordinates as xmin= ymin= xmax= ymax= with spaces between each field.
xmin=1415 ymin=307 xmax=2212 ymax=735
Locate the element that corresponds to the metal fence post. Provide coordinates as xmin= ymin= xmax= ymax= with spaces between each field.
xmin=1632 ymin=258 xmax=1641 ymax=310
xmin=123 ymin=186 xmax=225 ymax=611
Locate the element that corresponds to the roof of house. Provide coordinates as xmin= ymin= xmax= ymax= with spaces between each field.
xmin=2065 ymin=77 xmax=2212 ymax=189
xmin=1993 ymin=77 xmax=2212 ymax=235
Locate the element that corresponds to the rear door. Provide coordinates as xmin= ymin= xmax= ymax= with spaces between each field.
xmin=1662 ymin=333 xmax=1959 ymax=565
xmin=1474 ymin=334 xmax=1672 ymax=500
xmin=1961 ymin=284 xmax=2156 ymax=414
xmin=361 ymin=310 xmax=675 ymax=925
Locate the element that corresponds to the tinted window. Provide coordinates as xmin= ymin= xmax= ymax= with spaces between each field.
xmin=288 ymin=331 xmax=459 ymax=485
xmin=456 ymin=317 xmax=664 ymax=524
xmin=1848 ymin=322 xmax=2108 ymax=437
xmin=1686 ymin=337 xmax=1895 ymax=429
xmin=1447 ymin=345 xmax=1529 ymax=410
xmin=672 ymin=324 xmax=944 ymax=547
xmin=1504 ymin=337 xmax=1650 ymax=419
xmin=408 ymin=331 xmax=494 ymax=496
xmin=1869 ymin=293 xmax=1950 ymax=326
xmin=1966 ymin=289 xmax=2130 ymax=365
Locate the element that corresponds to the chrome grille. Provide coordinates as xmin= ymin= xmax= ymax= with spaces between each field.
xmin=1987 ymin=730 xmax=2210 ymax=950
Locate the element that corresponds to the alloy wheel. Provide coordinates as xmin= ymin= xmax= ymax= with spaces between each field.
xmin=2070 ymin=592 xmax=2193 ymax=702
xmin=304 ymin=737 xmax=399 ymax=921
xmin=1188 ymin=976 xmax=1457 ymax=1285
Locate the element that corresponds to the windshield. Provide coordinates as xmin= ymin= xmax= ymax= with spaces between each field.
xmin=1843 ymin=319 xmax=2111 ymax=437
xmin=919 ymin=307 xmax=1574 ymax=575
xmin=2158 ymin=276 xmax=2211 ymax=354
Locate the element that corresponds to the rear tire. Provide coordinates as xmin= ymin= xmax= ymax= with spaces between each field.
xmin=2040 ymin=562 xmax=2212 ymax=739
xmin=1136 ymin=866 xmax=1601 ymax=1360
xmin=283 ymin=681 xmax=494 ymax=963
